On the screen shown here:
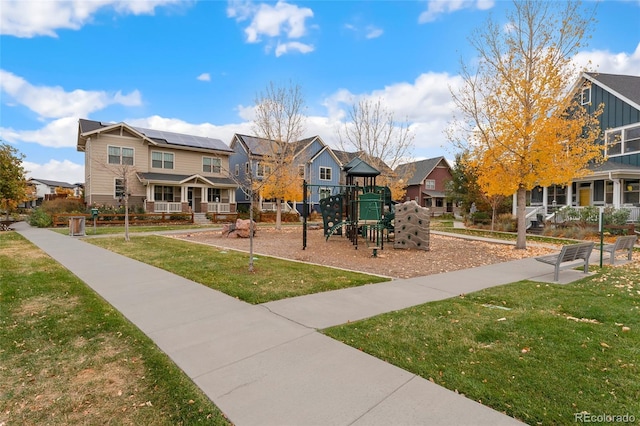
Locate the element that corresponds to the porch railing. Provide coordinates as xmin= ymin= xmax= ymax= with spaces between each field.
xmin=207 ymin=202 xmax=231 ymax=213
xmin=154 ymin=202 xmax=182 ymax=213
xmin=261 ymin=201 xmax=298 ymax=213
xmin=525 ymin=206 xmax=546 ymax=229
xmin=553 ymin=205 xmax=640 ymax=223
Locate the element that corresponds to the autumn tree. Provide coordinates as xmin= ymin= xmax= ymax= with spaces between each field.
xmin=445 ymin=152 xmax=511 ymax=230
xmin=337 ymin=98 xmax=414 ymax=200
xmin=0 ymin=143 xmax=28 ymax=220
xmin=448 ymin=0 xmax=602 ymax=249
xmin=252 ymin=81 xmax=306 ymax=230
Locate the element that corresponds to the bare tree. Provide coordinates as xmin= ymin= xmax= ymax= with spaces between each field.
xmin=95 ymin=153 xmax=136 ymax=242
xmin=252 ymin=81 xmax=306 ymax=230
xmin=337 ymin=97 xmax=414 ymax=198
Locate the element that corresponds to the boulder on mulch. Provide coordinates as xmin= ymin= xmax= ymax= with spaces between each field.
xmin=222 ymin=219 xmax=257 ymax=238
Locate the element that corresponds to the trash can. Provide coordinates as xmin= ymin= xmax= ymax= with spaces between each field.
xmin=69 ymin=216 xmax=86 ymax=236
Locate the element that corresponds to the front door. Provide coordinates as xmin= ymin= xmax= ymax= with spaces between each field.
xmin=579 ymin=188 xmax=590 ymax=206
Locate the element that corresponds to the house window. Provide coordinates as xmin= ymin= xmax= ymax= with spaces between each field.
xmin=319 ymin=167 xmax=332 ymax=181
xmin=234 ymin=164 xmax=239 ymax=176
xmin=580 ymin=86 xmax=591 ymax=105
xmin=606 ymin=124 xmax=640 ymax=157
xmin=623 ymin=180 xmax=640 ymax=205
xmin=547 ymin=185 xmax=567 ymax=206
xmin=109 ymin=146 xmax=134 ymax=165
xmin=319 ymin=187 xmax=331 ymax=200
xmin=245 ymin=162 xmax=249 ymax=174
xmin=115 ymin=179 xmax=125 ymax=198
xmin=154 ymin=185 xmax=174 ymax=202
xmin=152 ymin=151 xmax=174 ymax=169
xmin=208 ymin=188 xmax=221 ymax=202
xmin=256 ymin=162 xmax=271 ymax=177
xmin=530 ymin=186 xmax=543 ymax=204
xmin=298 ymin=165 xmax=305 ymax=178
xmin=203 ymin=157 xmax=221 ymax=173
xmin=425 ymin=179 xmax=435 ymax=190
xmin=435 ymin=198 xmax=444 ymax=208
xmin=606 ymin=181 xmax=613 ymax=204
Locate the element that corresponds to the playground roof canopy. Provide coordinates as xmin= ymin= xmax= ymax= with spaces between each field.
xmin=343 ymin=157 xmax=381 ymax=177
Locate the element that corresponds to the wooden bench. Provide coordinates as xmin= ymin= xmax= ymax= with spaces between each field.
xmin=601 ymin=235 xmax=637 ymax=265
xmin=535 ymin=242 xmax=594 ymax=282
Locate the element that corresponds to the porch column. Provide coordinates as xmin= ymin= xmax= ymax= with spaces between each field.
xmin=202 ymin=187 xmax=208 ymax=203
xmin=229 ymin=188 xmax=235 ymax=203
xmin=147 ymin=185 xmax=154 ymax=201
xmin=512 ymin=193 xmax=517 ymax=216
xmin=542 ymin=186 xmax=548 ymax=211
xmin=181 ymin=185 xmax=188 ymax=203
xmin=566 ymin=184 xmax=573 ymax=207
xmin=612 ymin=179 xmax=622 ymax=208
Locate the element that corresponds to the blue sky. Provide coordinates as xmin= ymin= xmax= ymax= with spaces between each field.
xmin=1 ymin=0 xmax=639 ymax=184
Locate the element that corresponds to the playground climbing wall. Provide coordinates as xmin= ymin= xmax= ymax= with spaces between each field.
xmin=394 ymin=200 xmax=430 ymax=251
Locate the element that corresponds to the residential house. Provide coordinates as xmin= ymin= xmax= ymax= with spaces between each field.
xmin=521 ymin=72 xmax=640 ymax=222
xmin=77 ymin=119 xmax=237 ymax=214
xmin=229 ymin=134 xmax=342 ymax=213
xmin=394 ymin=156 xmax=457 ymax=216
xmin=25 ymin=178 xmax=81 ymax=207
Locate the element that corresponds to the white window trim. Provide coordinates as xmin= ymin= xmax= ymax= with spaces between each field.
xmin=108 ymin=145 xmax=135 ymax=166
xmin=319 ymin=166 xmax=332 ymax=181
xmin=114 ymin=178 xmax=125 ymax=199
xmin=425 ymin=179 xmax=436 ymax=190
xmin=580 ymin=86 xmax=591 ymax=105
xmin=605 ymin=123 xmax=640 ymax=157
xmin=151 ymin=151 xmax=174 ymax=169
xmin=202 ymin=156 xmax=221 ymax=173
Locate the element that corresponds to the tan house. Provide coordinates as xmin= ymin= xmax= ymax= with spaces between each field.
xmin=77 ymin=119 xmax=237 ymax=214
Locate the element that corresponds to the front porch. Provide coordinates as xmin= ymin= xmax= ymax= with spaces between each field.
xmin=138 ymin=173 xmax=237 ymax=214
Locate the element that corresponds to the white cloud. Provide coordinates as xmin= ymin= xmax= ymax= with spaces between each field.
xmin=197 ymin=73 xmax=211 ymax=82
xmin=0 ymin=0 xmax=188 ymax=38
xmin=275 ymin=41 xmax=314 ymax=57
xmin=365 ymin=26 xmax=384 ymax=40
xmin=419 ymin=0 xmax=495 ymax=23
xmin=573 ymin=42 xmax=640 ymax=76
xmin=0 ymin=70 xmax=142 ymax=119
xmin=323 ymin=72 xmax=464 ymax=159
xmin=24 ymin=159 xmax=84 ymax=184
xmin=227 ymin=0 xmax=314 ymax=57
xmin=2 ymin=117 xmax=79 ymax=148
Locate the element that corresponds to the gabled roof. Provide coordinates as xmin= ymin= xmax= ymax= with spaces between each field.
xmin=29 ymin=178 xmax=75 ymax=188
xmin=232 ymin=134 xmax=337 ymax=163
xmin=395 ymin=156 xmax=449 ymax=186
xmin=343 ymin=157 xmax=380 ymax=177
xmin=78 ymin=119 xmax=231 ymax=153
xmin=584 ymin=72 xmax=640 ymax=110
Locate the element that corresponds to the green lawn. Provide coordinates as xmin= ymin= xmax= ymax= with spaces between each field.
xmin=0 ymin=232 xmax=230 ymax=425
xmin=324 ymin=264 xmax=640 ymax=425
xmin=51 ymin=223 xmax=217 ymax=235
xmin=88 ymin=235 xmax=388 ymax=304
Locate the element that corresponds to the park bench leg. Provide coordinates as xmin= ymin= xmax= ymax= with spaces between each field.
xmin=554 ymin=264 xmax=559 ymax=282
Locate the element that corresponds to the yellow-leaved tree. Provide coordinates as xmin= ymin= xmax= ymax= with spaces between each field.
xmin=449 ymin=0 xmax=603 ymax=249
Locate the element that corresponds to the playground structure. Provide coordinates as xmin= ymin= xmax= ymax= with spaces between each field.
xmin=302 ymin=158 xmax=397 ymax=255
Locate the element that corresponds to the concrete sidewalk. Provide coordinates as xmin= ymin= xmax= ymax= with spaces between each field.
xmin=13 ymin=222 xmax=545 ymax=425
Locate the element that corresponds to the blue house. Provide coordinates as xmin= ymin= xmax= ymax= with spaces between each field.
xmin=521 ymin=72 xmax=640 ymax=222
xmin=229 ymin=134 xmax=341 ymax=213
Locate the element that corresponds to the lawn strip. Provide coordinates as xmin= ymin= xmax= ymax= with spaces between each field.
xmin=87 ymin=235 xmax=388 ymax=304
xmin=324 ymin=265 xmax=640 ymax=425
xmin=0 ymin=232 xmax=229 ymax=425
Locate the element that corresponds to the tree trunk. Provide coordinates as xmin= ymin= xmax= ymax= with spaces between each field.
xmin=124 ymin=196 xmax=130 ymax=242
xmin=516 ymin=187 xmax=527 ymax=249
xmin=248 ymin=194 xmax=255 ymax=272
xmin=275 ymin=199 xmax=282 ymax=230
